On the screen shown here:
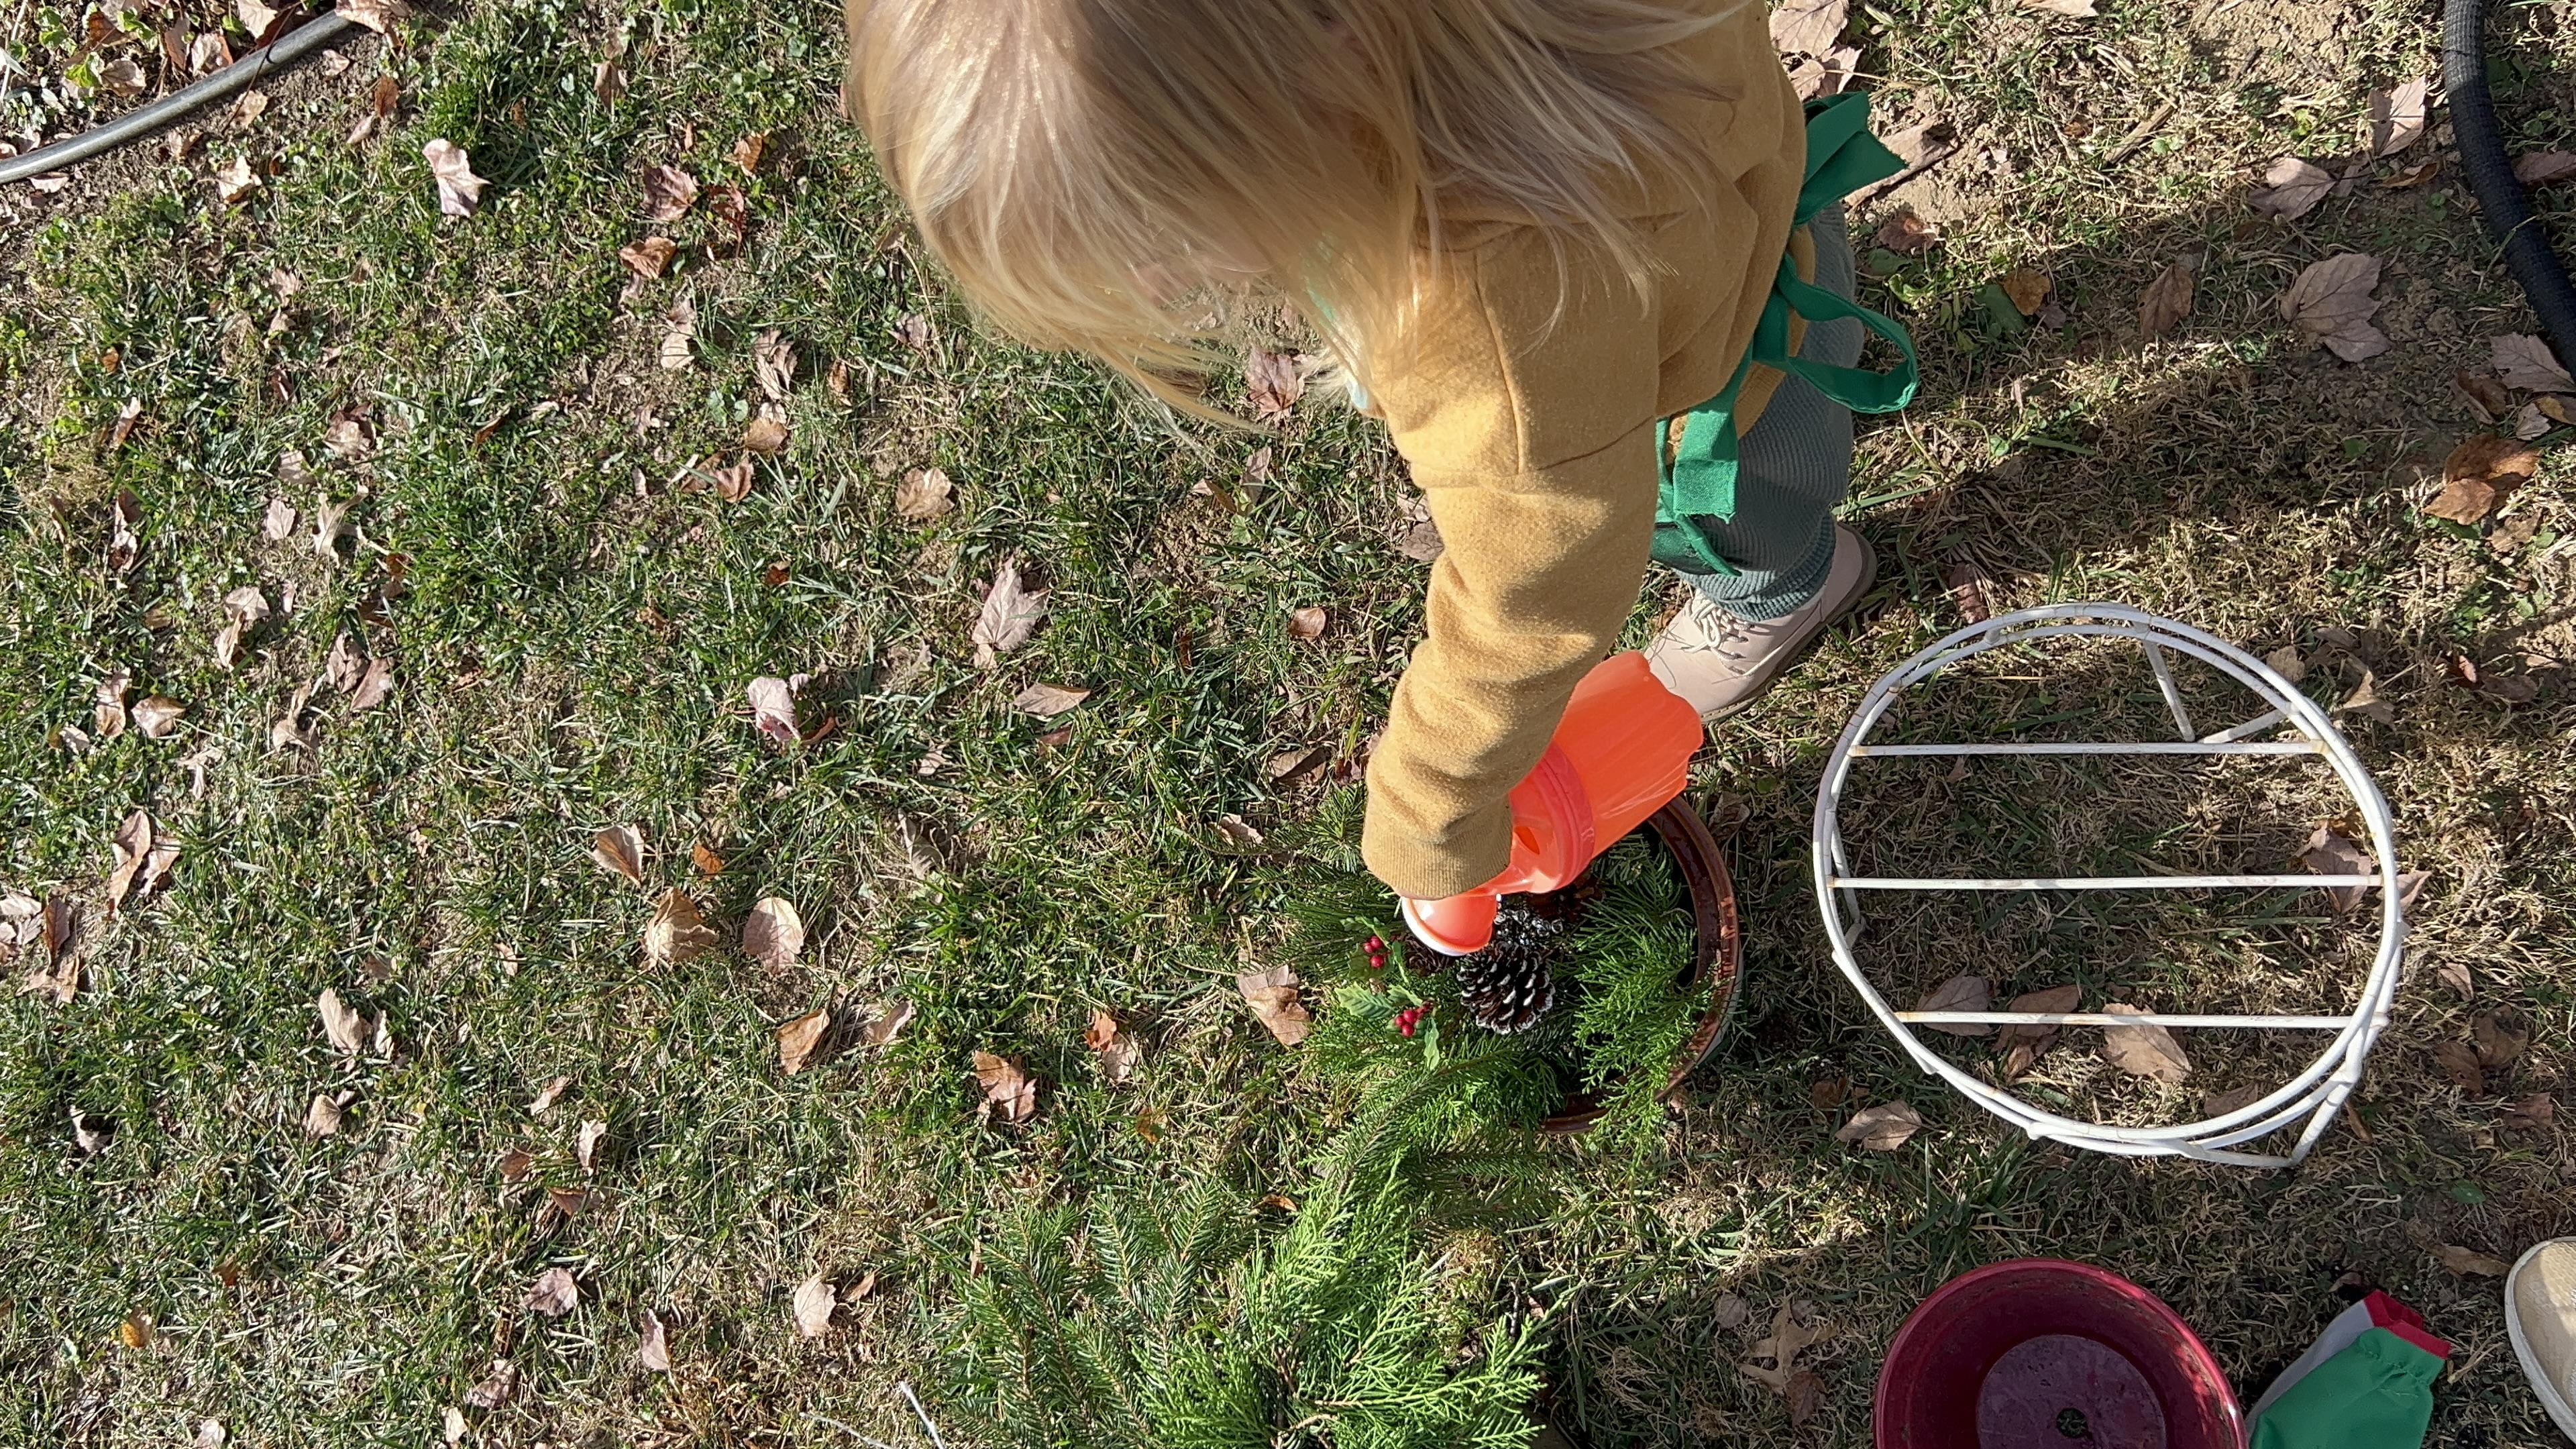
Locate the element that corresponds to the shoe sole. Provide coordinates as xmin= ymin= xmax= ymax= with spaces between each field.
xmin=1697 ymin=529 xmax=1878 ymax=724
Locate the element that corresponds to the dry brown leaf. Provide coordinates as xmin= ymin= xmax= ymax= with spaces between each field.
xmin=895 ymin=467 xmax=955 ymax=521
xmin=639 ymin=1309 xmax=670 ymax=1371
xmin=133 ymin=695 xmax=186 ymax=739
xmin=793 ymin=1275 xmax=837 ymax=1337
xmin=1243 ymin=347 xmax=1304 ymax=424
xmin=2426 ymin=435 xmax=2540 ymax=525
xmin=2437 ymin=1244 xmax=2512 ymax=1277
xmin=2020 ymin=0 xmax=2095 ymax=12
xmin=690 ymin=841 xmax=728 ymax=877
xmin=1287 ymin=606 xmax=1328 ymax=641
xmin=1748 ymin=1303 xmax=1826 ymax=1375
xmin=2501 ymin=1093 xmax=2556 ymax=1132
xmin=861 ymin=998 xmax=916 ymax=1047
xmin=751 ymin=328 xmax=796 ymax=401
xmin=1266 ymin=745 xmax=1327 ymax=783
xmin=708 ymin=459 xmax=755 ymax=502
xmin=1010 ymin=684 xmax=1088 ymax=718
xmin=2516 ymin=151 xmax=2576 ymax=186
xmin=658 ymin=299 xmax=697 ymax=371
xmin=348 ymin=657 xmax=394 ymax=710
xmin=2382 ymin=159 xmax=2442 ymax=189
xmin=2367 ymin=76 xmax=2430 ymax=158
xmin=319 ymin=987 xmax=367 ymax=1055
xmin=746 ymin=674 xmax=805 ymax=745
xmin=2333 ymin=672 xmax=2394 ymax=727
xmin=270 ymin=683 xmax=315 ymax=751
xmin=730 ymin=131 xmax=768 ymax=174
xmin=1915 ymin=975 xmax=1992 ymax=1037
xmin=2458 ymin=368 xmax=2514 ymax=422
xmin=1214 ymin=814 xmax=1265 ymax=848
xmin=2250 ymin=156 xmax=2334 ymax=221
xmin=2432 ymin=1039 xmax=2487 ymax=1095
xmin=325 ymin=632 xmax=366 ymax=694
xmin=643 ymin=889 xmax=719 ymax=966
xmin=743 ymin=897 xmax=806 ymax=971
xmin=1786 ymin=45 xmax=1862 ymax=101
xmin=1768 ymin=0 xmax=1848 ymax=58
xmin=530 ymin=1075 xmax=574 ymax=1114
xmin=641 ymin=164 xmax=698 ymax=221
xmin=303 ymin=1093 xmax=345 ymax=1136
xmin=1999 ymin=268 xmax=2050 ymax=317
xmin=2137 ymin=262 xmax=2194 ymax=339
xmin=2202 ymin=1084 xmax=2265 ymax=1118
xmin=1237 ymin=965 xmax=1310 ymax=1045
xmin=95 ymin=671 xmax=131 ymax=739
xmin=1941 ymin=560 xmax=1993 ymax=623
xmin=2279 ymin=253 xmax=2387 ymax=362
xmin=214 ymin=156 xmax=262 ymax=205
xmin=1874 ymin=210 xmax=1936 ymax=255
xmin=2473 ymin=1011 xmax=2528 ymax=1071
xmin=971 ymin=559 xmax=1048 ymax=668
xmin=591 ymin=825 xmax=647 ymax=884
xmin=1998 ymin=984 xmax=2081 ymax=1077
xmin=576 ymin=1119 xmax=607 ymax=1171
xmin=894 ymin=313 xmax=935 ymax=354
xmin=593 ymin=56 xmax=627 ymax=107
xmin=972 ymin=1051 xmax=1038 ymax=1122
xmin=422 ymin=140 xmax=486 ymax=217
xmin=1835 ymin=1099 xmax=1923 ymax=1150
xmin=336 ymin=0 xmax=409 ymax=34
xmin=619 ymin=235 xmax=676 ymax=280
xmin=2296 ymin=822 xmax=2375 ymax=909
xmin=2493 ymin=333 xmax=2574 ymax=391
xmin=527 ymin=1267 xmax=578 ymax=1318
xmin=262 ymin=494 xmax=299 ymax=541
xmin=465 ymin=1359 xmax=517 ymax=1409
xmin=743 ymin=415 xmax=788 ymax=455
xmin=777 ymin=1008 xmax=831 ymax=1075
xmin=1785 ymin=1370 xmax=1827 ymax=1425
xmin=312 ymin=495 xmax=352 ymax=556
xmin=2099 ymin=1004 xmax=2192 ymax=1084
xmin=105 ymin=810 xmax=154 ymax=908
xmin=1085 ymin=1009 xmax=1141 ymax=1083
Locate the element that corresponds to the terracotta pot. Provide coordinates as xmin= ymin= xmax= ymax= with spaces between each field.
xmin=1538 ymin=800 xmax=1743 ymax=1135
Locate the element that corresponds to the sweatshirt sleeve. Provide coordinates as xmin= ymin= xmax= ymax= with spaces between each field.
xmin=1359 ymin=235 xmax=1665 ymax=900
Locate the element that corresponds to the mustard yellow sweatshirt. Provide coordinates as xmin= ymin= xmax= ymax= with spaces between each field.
xmin=1360 ymin=3 xmax=1807 ymax=899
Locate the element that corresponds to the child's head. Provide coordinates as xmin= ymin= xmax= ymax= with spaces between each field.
xmin=848 ymin=0 xmax=1734 ymax=407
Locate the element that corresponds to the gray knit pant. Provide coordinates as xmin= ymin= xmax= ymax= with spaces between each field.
xmin=1675 ymin=204 xmax=1862 ymax=622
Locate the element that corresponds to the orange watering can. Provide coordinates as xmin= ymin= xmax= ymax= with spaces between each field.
xmin=1400 ymin=651 xmax=1703 ymax=956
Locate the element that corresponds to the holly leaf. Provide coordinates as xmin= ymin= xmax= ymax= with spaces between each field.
xmin=972 ymin=1051 xmax=1038 ymax=1123
xmin=2249 ymin=157 xmax=2334 ymax=220
xmin=1835 ymin=1099 xmax=1923 ymax=1150
xmin=971 ymin=559 xmax=1048 ymax=668
xmin=2099 ymin=1004 xmax=2192 ymax=1083
xmin=1236 ymin=966 xmax=1310 ymax=1045
xmin=421 ymin=140 xmax=486 ymax=217
xmin=743 ymin=897 xmax=806 ymax=971
xmin=642 ymin=889 xmax=719 ymax=966
xmin=2137 ymin=262 xmax=2194 ymax=339
xmin=2278 ymin=253 xmax=2387 ymax=362
xmin=1914 ymin=975 xmax=1992 ymax=1036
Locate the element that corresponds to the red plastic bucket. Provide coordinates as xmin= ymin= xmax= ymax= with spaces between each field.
xmin=1875 ymin=1259 xmax=2245 ymax=1449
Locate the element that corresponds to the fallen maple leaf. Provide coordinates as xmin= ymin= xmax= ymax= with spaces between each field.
xmin=792 ymin=1274 xmax=837 ymax=1336
xmin=1012 ymin=684 xmax=1090 ymax=717
xmin=972 ymin=1050 xmax=1038 ymax=1122
xmin=2492 ymin=333 xmax=2574 ymax=391
xmin=1915 ymin=975 xmax=1992 ymax=1036
xmin=526 ymin=1267 xmax=578 ymax=1318
xmin=2100 ymin=1004 xmax=2192 ymax=1083
xmin=2279 ymin=253 xmax=2387 ymax=362
xmin=2249 ymin=156 xmax=2334 ymax=221
xmin=1836 ymin=1099 xmax=1923 ymax=1150
xmin=1085 ymin=1009 xmax=1140 ymax=1083
xmin=777 ymin=1008 xmax=830 ymax=1074
xmin=1287 ymin=606 xmax=1328 ymax=641
xmin=2367 ymin=77 xmax=2430 ymax=158
xmin=1236 ymin=966 xmax=1309 ymax=1045
xmin=619 ymin=235 xmax=676 ymax=280
xmin=2437 ymin=1244 xmax=2512 ymax=1277
xmin=2137 ymin=262 xmax=2194 ymax=339
xmin=643 ymin=889 xmax=719 ymax=966
xmin=743 ymin=897 xmax=806 ymax=971
xmin=971 ymin=559 xmax=1048 ymax=668
xmin=746 ymin=674 xmax=806 ymax=745
xmin=2426 ymin=435 xmax=2540 ymax=525
xmin=896 ymin=466 xmax=955 ymax=521
xmin=1768 ymin=0 xmax=1847 ymax=58
xmin=1243 ymin=346 xmax=1303 ymax=425
xmin=422 ymin=140 xmax=486 ymax=217
xmin=591 ymin=825 xmax=647 ymax=884
xmin=639 ymin=1310 xmax=671 ymax=1371
xmin=641 ymin=164 xmax=698 ymax=221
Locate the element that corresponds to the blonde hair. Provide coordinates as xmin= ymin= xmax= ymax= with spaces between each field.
xmin=847 ymin=0 xmax=1735 ymax=413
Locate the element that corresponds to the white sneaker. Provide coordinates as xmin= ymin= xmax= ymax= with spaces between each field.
xmin=2509 ymin=1240 xmax=2576 ymax=1442
xmin=1644 ymin=525 xmax=1877 ymax=722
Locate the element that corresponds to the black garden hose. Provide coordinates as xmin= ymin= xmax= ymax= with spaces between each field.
xmin=2444 ymin=0 xmax=2576 ymax=368
xmin=0 ymin=11 xmax=355 ymax=186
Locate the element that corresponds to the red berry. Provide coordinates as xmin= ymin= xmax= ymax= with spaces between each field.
xmin=1364 ymin=936 xmax=1385 ymax=953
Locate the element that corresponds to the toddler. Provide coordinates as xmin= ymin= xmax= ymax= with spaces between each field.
xmin=847 ymin=0 xmax=1915 ymax=906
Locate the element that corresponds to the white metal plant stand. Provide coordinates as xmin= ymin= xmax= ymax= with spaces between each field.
xmin=1811 ymin=604 xmax=2405 ymax=1168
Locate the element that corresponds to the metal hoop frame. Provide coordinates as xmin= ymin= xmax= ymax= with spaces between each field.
xmin=1811 ymin=604 xmax=2405 ymax=1169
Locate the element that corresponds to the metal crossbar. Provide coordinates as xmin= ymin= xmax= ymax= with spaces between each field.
xmin=1811 ymin=604 xmax=2407 ymax=1170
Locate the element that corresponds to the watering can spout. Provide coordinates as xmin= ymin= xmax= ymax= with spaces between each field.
xmin=1397 ymin=651 xmax=1700 ymax=957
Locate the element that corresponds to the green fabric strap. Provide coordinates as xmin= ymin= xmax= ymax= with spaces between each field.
xmin=1652 ymin=92 xmax=1923 ymax=578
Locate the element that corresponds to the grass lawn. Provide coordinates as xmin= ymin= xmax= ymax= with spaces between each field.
xmin=4 ymin=0 xmax=2574 ymax=1443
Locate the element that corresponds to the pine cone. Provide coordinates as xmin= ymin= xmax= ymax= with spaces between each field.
xmin=1455 ymin=933 xmax=1560 ymax=1034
